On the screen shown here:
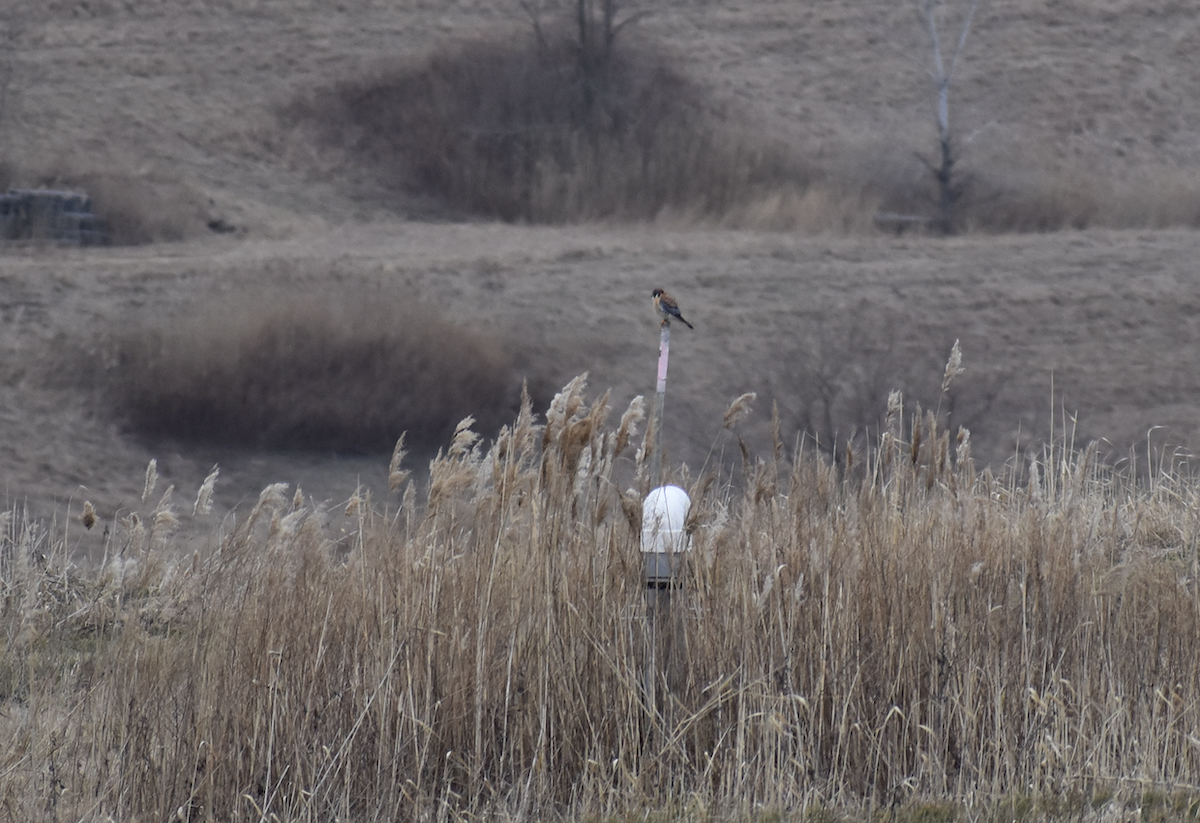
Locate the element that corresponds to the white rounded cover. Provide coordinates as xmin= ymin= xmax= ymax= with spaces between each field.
xmin=640 ymin=485 xmax=692 ymax=555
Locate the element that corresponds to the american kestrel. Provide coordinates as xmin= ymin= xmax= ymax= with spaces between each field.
xmin=651 ymin=288 xmax=694 ymax=329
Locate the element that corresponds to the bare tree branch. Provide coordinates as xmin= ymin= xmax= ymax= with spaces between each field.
xmin=915 ymin=0 xmax=986 ymax=234
xmin=611 ymin=9 xmax=652 ymax=40
xmin=516 ymin=0 xmax=550 ymax=54
xmin=946 ymin=0 xmax=983 ymax=81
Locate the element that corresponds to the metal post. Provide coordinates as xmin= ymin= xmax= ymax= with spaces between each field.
xmin=649 ymin=322 xmax=670 ymax=487
xmin=641 ymin=484 xmax=691 ymax=746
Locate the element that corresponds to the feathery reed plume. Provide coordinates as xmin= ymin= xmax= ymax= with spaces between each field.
xmin=142 ymin=458 xmax=157 ymax=505
xmin=722 ymin=392 xmax=757 ymax=429
xmin=269 ymin=506 xmax=308 ymax=546
xmin=771 ymin=400 xmax=783 ymax=463
xmin=955 ymin=426 xmax=972 ymax=468
xmin=193 ymin=465 xmax=219 ymax=516
xmin=941 ymin=339 xmax=964 ymax=394
xmin=151 ymin=485 xmax=179 ymax=544
xmin=613 ymin=395 xmax=644 ymax=459
xmin=511 ymin=382 xmax=538 ymax=456
xmin=935 ymin=338 xmax=965 ymax=423
xmin=557 ymin=391 xmax=607 ymax=479
xmin=886 ymin=389 xmax=904 ymax=432
xmin=543 ymin=374 xmax=589 ymax=451
xmin=80 ymin=501 xmax=97 ymax=530
xmin=910 ymin=405 xmax=923 ymax=465
xmin=153 ymin=484 xmax=174 ymax=514
xmin=428 ymin=418 xmax=486 ymax=509
xmin=388 ymin=433 xmax=410 ymax=491
xmin=121 ymin=511 xmax=145 ymax=555
xmin=247 ymin=482 xmax=290 ymax=529
xmin=883 ymin=389 xmax=904 ymax=468
xmin=1028 ymin=456 xmax=1043 ymax=505
xmin=619 ymin=487 xmax=642 ymax=532
xmin=449 ymin=417 xmax=480 ymax=458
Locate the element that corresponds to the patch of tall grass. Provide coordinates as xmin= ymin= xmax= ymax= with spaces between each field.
xmin=0 ymin=158 xmax=207 ymax=244
xmin=290 ymin=25 xmax=1200 ymax=235
xmin=293 ymin=27 xmax=824 ymax=226
xmin=102 ymin=290 xmax=522 ymax=452
xmin=3 ymin=377 xmax=1200 ymax=821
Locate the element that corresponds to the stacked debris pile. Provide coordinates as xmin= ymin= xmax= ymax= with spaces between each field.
xmin=0 ymin=189 xmax=108 ymax=245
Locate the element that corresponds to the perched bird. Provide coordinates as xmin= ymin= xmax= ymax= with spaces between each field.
xmin=651 ymin=288 xmax=694 ymax=329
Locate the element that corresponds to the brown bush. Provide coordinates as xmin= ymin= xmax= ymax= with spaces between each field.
xmin=103 ymin=290 xmax=521 ymax=452
xmin=5 ymin=160 xmax=207 ymax=245
xmin=293 ymin=27 xmax=815 ymax=224
xmin=68 ymin=169 xmax=205 ymax=244
xmin=957 ymin=167 xmax=1200 ymax=233
xmin=865 ymin=151 xmax=1200 ymax=235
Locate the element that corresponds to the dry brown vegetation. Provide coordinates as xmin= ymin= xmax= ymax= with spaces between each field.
xmin=4 ymin=376 xmax=1200 ymax=821
xmin=285 ymin=17 xmax=1200 ymax=234
xmin=101 ymin=290 xmax=524 ymax=451
xmin=1 ymin=159 xmax=209 ymax=245
xmin=5 ymin=2 xmax=1200 ymax=817
xmin=4 ymin=1 xmax=1200 ymax=237
xmin=294 ymin=27 xmax=824 ymax=226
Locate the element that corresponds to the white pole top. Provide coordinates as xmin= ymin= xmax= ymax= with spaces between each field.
xmin=640 ymin=485 xmax=692 ymax=556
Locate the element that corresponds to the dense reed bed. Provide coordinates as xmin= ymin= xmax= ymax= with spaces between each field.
xmin=2 ymin=375 xmax=1200 ymax=822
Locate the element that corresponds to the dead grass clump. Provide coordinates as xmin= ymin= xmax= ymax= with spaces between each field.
xmin=868 ymin=158 xmax=1200 ymax=234
xmin=963 ymin=167 xmax=1200 ymax=233
xmin=294 ymin=28 xmax=814 ymax=223
xmin=6 ymin=157 xmax=208 ymax=244
xmin=954 ymin=168 xmax=1104 ymax=233
xmin=66 ymin=169 xmax=205 ymax=244
xmin=828 ymin=135 xmax=1200 ymax=235
xmin=103 ymin=290 xmax=520 ymax=452
xmin=7 ymin=378 xmax=1200 ymax=820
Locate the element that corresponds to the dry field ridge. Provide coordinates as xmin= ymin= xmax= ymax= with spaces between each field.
xmin=2 ymin=0 xmax=1200 ymax=820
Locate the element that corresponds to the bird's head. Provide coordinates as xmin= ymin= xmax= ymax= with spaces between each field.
xmin=651 ymin=288 xmax=664 ymax=298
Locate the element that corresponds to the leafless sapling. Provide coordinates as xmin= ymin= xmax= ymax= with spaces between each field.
xmin=917 ymin=0 xmax=984 ymax=235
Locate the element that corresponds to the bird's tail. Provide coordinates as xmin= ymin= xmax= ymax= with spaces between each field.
xmin=681 ymin=318 xmax=694 ymax=330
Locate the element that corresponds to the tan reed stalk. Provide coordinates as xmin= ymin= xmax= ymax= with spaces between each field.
xmin=2 ymin=377 xmax=1200 ymax=821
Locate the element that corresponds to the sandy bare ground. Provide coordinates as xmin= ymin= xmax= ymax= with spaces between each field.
xmin=2 ymin=0 xmax=1200 ymax=534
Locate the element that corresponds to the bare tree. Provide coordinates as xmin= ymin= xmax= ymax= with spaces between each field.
xmin=519 ymin=0 xmax=648 ymax=73
xmin=917 ymin=0 xmax=983 ymax=235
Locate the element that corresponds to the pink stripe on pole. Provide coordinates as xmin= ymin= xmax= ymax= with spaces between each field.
xmin=657 ymin=329 xmax=670 ymax=393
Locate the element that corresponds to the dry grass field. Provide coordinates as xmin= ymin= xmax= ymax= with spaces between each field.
xmin=3 ymin=0 xmax=1200 ymax=820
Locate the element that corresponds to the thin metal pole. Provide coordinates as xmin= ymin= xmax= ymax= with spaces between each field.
xmin=649 ymin=321 xmax=670 ymax=487
xmin=644 ymin=320 xmax=672 ymax=737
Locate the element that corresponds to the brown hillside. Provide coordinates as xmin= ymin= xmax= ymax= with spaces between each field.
xmin=1 ymin=0 xmax=1199 ymax=522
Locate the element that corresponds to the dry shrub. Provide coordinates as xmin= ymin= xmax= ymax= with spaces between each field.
xmin=5 ymin=378 xmax=1200 ymax=820
xmin=103 ymin=290 xmax=520 ymax=452
xmin=7 ymin=159 xmax=207 ymax=244
xmin=293 ymin=27 xmax=816 ymax=224
xmin=718 ymin=182 xmax=886 ymax=234
xmin=818 ymin=133 xmax=1200 ymax=235
xmin=959 ymin=167 xmax=1200 ymax=233
xmin=865 ymin=152 xmax=1200 ymax=234
xmin=289 ymin=27 xmax=1200 ymax=235
xmin=66 ymin=168 xmax=206 ymax=244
